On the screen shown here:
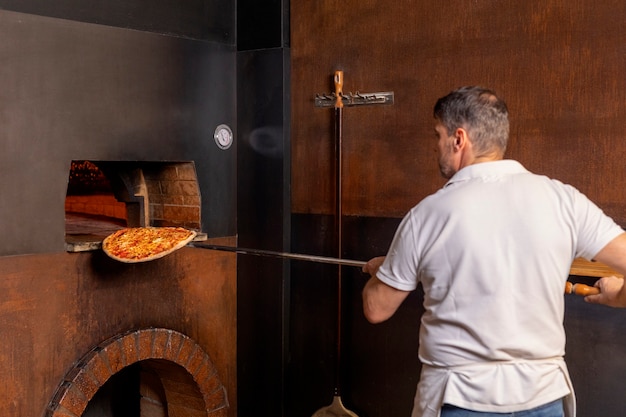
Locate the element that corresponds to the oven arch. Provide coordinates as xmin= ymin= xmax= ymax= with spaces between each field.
xmin=45 ymin=328 xmax=228 ymax=417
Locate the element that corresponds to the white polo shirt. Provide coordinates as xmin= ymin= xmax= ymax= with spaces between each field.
xmin=377 ymin=160 xmax=623 ymax=417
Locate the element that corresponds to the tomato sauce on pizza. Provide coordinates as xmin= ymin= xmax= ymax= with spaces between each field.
xmin=102 ymin=227 xmax=197 ymax=262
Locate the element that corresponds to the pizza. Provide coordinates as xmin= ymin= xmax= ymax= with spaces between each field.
xmin=102 ymin=227 xmax=197 ymax=263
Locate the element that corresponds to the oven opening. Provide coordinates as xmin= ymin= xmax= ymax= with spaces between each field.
xmin=65 ymin=160 xmax=205 ymax=252
xmin=83 ymin=361 xmax=210 ymax=417
xmin=83 ymin=363 xmax=141 ymax=416
xmin=46 ymin=329 xmax=229 ymax=417
xmin=65 ymin=161 xmax=127 ymax=241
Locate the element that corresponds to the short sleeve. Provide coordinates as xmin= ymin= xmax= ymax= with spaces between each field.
xmin=376 ymin=211 xmax=420 ymax=292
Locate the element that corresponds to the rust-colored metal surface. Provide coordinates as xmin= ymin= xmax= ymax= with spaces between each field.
xmin=0 ymin=237 xmax=237 ymax=417
xmin=291 ymin=0 xmax=626 ymax=225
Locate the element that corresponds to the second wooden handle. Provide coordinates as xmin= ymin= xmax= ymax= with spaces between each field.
xmin=565 ymin=281 xmax=600 ymax=296
xmin=334 ymin=70 xmax=344 ymax=108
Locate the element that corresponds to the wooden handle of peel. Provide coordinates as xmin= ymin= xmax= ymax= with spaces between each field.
xmin=334 ymin=70 xmax=344 ymax=109
xmin=565 ymin=281 xmax=600 ymax=296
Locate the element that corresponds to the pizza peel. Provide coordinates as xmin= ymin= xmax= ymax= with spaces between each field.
xmin=100 ymin=225 xmax=616 ymax=297
xmin=102 ymin=227 xmax=197 ymax=263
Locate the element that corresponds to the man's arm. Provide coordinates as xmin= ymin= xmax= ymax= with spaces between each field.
xmin=584 ymin=232 xmax=626 ymax=307
xmin=362 ymin=256 xmax=411 ymax=323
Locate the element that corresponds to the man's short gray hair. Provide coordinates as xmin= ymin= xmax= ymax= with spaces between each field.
xmin=433 ymin=86 xmax=509 ymax=156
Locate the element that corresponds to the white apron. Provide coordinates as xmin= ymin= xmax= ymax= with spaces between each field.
xmin=411 ymin=358 xmax=576 ymax=417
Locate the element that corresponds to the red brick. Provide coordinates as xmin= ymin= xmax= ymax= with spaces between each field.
xmin=145 ymin=179 xmax=163 ymax=195
xmin=203 ymin=387 xmax=229 ymax=412
xmin=49 ymin=407 xmax=80 ymax=417
xmin=200 ymin=373 xmax=222 ymax=395
xmin=65 ymin=370 xmax=99 ymax=402
xmin=101 ymin=339 xmax=125 ymax=374
xmin=176 ymin=337 xmax=196 ymax=365
xmin=182 ymin=195 xmax=201 ymax=206
xmin=138 ymin=329 xmax=154 ymax=360
xmin=152 ymin=329 xmax=170 ymax=359
xmin=180 ymin=181 xmax=200 ymax=196
xmin=163 ymin=205 xmax=199 ymax=222
xmin=207 ymin=407 xmax=229 ymax=417
xmin=159 ymin=194 xmax=185 ymax=205
xmin=164 ymin=331 xmax=184 ymax=360
xmin=193 ymin=358 xmax=217 ymax=383
xmin=159 ymin=166 xmax=179 ymax=180
xmin=149 ymin=204 xmax=164 ymax=220
xmin=185 ymin=348 xmax=206 ymax=375
xmin=57 ymin=383 xmax=88 ymax=416
xmin=184 ymin=221 xmax=201 ymax=229
xmin=176 ymin=163 xmax=198 ymax=180
xmin=120 ymin=332 xmax=140 ymax=364
xmin=88 ymin=352 xmax=113 ymax=386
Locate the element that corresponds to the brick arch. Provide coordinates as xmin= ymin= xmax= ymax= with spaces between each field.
xmin=45 ymin=328 xmax=228 ymax=417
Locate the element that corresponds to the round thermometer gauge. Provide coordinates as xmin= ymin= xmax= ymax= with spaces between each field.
xmin=214 ymin=124 xmax=233 ymax=150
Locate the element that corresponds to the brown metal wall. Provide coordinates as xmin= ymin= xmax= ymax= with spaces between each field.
xmin=291 ymin=0 xmax=626 ymax=224
xmin=288 ymin=1 xmax=626 ymax=416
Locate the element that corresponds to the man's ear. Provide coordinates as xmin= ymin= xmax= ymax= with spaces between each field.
xmin=453 ymin=128 xmax=468 ymax=150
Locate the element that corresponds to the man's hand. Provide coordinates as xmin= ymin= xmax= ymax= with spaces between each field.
xmin=362 ymin=256 xmax=386 ymax=276
xmin=362 ymin=256 xmax=411 ymax=323
xmin=584 ymin=275 xmax=626 ymax=307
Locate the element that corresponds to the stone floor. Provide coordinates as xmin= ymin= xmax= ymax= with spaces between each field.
xmin=64 ymin=213 xmax=125 ymax=252
xmin=65 ymin=212 xmax=125 ymax=236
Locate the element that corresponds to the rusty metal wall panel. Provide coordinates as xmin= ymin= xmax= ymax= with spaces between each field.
xmin=0 ymin=245 xmax=237 ymax=417
xmin=291 ymin=0 xmax=626 ymax=225
xmin=290 ymin=1 xmax=626 ymax=417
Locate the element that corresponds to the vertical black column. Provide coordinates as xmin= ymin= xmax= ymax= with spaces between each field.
xmin=236 ymin=1 xmax=290 ymax=416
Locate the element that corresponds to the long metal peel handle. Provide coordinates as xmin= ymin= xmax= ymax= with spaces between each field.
xmin=334 ymin=70 xmax=344 ymax=109
xmin=191 ymin=243 xmax=366 ymax=268
xmin=194 ymin=243 xmax=603 ymax=295
xmin=565 ymin=281 xmax=600 ymax=296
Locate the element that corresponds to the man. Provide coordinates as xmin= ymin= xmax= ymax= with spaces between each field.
xmin=361 ymin=86 xmax=626 ymax=417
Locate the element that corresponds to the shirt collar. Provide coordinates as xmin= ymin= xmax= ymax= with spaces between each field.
xmin=444 ymin=160 xmax=528 ymax=187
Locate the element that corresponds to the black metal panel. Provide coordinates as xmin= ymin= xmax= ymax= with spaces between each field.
xmin=0 ymin=0 xmax=233 ymax=43
xmin=564 ymin=280 xmax=626 ymax=416
xmin=287 ymin=214 xmax=422 ymax=417
xmin=237 ymin=0 xmax=288 ymax=50
xmin=0 ymin=10 xmax=236 ymax=254
xmin=236 ymin=47 xmax=290 ymax=416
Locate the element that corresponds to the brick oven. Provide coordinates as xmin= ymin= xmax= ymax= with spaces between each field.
xmin=47 ymin=328 xmax=229 ymax=416
xmin=0 ymin=234 xmax=237 ymax=417
xmin=0 ymin=4 xmax=241 ymax=416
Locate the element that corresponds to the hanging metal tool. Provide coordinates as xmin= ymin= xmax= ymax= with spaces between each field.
xmin=312 ymin=69 xmax=359 ymax=417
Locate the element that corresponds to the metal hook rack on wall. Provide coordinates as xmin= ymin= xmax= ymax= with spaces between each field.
xmin=314 ymin=91 xmax=394 ymax=108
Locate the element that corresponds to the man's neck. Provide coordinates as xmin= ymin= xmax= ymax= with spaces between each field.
xmin=461 ymin=151 xmax=503 ymax=169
